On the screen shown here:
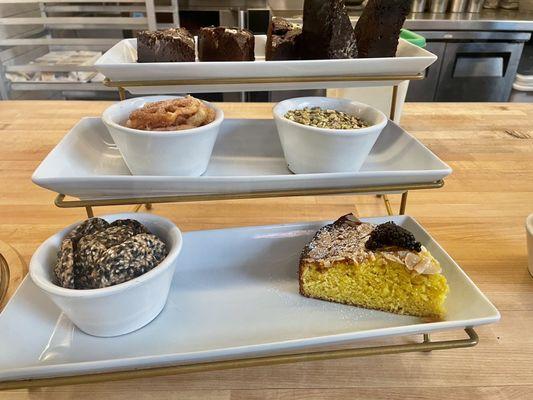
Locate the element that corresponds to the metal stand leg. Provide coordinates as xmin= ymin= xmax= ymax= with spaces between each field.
xmin=85 ymin=206 xmax=94 ymax=218
xmin=389 ymin=85 xmax=399 ymax=121
xmin=422 ymin=333 xmax=432 ymax=352
xmin=399 ymin=192 xmax=408 ymax=215
xmin=118 ymin=87 xmax=126 ymax=101
xmin=382 ymin=195 xmax=393 ymax=216
xmin=133 ymin=203 xmax=153 ymax=213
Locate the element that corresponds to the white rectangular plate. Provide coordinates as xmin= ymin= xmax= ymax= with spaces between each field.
xmin=32 ymin=118 xmax=452 ymax=200
xmin=0 ymin=216 xmax=499 ymax=383
xmin=94 ymin=36 xmax=437 ymax=94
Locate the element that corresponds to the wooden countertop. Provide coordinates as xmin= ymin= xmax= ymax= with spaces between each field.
xmin=1 ymin=101 xmax=532 ymax=399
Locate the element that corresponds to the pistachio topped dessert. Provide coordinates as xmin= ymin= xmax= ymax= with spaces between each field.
xmin=284 ymin=107 xmax=368 ymax=130
xmin=299 ymin=214 xmax=449 ymax=319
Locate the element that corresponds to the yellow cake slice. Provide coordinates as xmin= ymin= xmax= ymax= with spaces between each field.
xmin=299 ymin=214 xmax=449 ymax=319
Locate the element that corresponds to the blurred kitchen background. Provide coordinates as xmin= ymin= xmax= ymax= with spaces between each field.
xmin=1 ymin=0 xmax=533 ymax=103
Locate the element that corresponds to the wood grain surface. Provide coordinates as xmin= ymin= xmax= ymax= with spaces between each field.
xmin=0 ymin=101 xmax=532 ymax=400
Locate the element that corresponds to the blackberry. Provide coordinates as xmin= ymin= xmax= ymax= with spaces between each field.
xmin=365 ymin=222 xmax=422 ymax=252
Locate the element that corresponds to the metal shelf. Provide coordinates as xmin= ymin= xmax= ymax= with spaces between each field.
xmin=1 ymin=0 xmax=147 ymax=3
xmin=6 ymin=64 xmax=96 ymax=72
xmin=44 ymin=4 xmax=174 ymax=13
xmin=0 ymin=38 xmax=120 ymax=46
xmin=10 ymin=81 xmax=113 ymax=91
xmin=0 ymin=16 xmax=149 ymax=27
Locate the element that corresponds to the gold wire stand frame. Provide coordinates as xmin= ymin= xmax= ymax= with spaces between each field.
xmin=54 ymin=180 xmax=445 ymax=218
xmin=18 ymin=73 xmax=468 ymax=391
xmin=0 ymin=328 xmax=478 ymax=390
xmin=103 ymin=73 xmax=425 ymax=103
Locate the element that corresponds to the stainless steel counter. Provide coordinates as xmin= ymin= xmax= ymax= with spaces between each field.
xmin=269 ymin=0 xmax=533 ymax=31
xmin=404 ymin=10 xmax=533 ymax=31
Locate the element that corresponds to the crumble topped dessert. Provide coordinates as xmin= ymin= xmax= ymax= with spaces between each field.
xmin=125 ymin=96 xmax=216 ymax=131
xmin=299 ymin=214 xmax=449 ymax=319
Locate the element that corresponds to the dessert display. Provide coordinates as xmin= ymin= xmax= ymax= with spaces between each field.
xmin=301 ymin=0 xmax=358 ymax=59
xmin=125 ymin=96 xmax=216 ymax=131
xmin=131 ymin=0 xmax=413 ymax=65
xmin=137 ymin=28 xmax=195 ymax=63
xmin=265 ymin=17 xmax=302 ymax=61
xmin=198 ymin=26 xmax=255 ymax=61
xmin=54 ymin=217 xmax=168 ymax=289
xmin=284 ymin=107 xmax=368 ymax=130
xmin=299 ymin=214 xmax=449 ymax=319
xmin=354 ymin=0 xmax=411 ymax=58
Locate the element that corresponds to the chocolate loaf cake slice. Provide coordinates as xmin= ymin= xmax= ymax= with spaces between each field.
xmin=137 ymin=28 xmax=195 ymax=63
xmin=266 ymin=17 xmax=302 ymax=61
xmin=301 ymin=0 xmax=357 ymax=60
xmin=198 ymin=27 xmax=255 ymax=61
xmin=354 ymin=0 xmax=411 ymax=58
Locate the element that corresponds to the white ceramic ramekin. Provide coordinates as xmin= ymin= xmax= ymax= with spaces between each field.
xmin=102 ymin=95 xmax=224 ymax=176
xmin=273 ymin=97 xmax=388 ymax=174
xmin=29 ymin=213 xmax=183 ymax=337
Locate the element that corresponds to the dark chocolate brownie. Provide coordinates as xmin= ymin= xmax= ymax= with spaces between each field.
xmin=354 ymin=0 xmax=411 ymax=58
xmin=137 ymin=28 xmax=195 ymax=63
xmin=198 ymin=26 xmax=255 ymax=61
xmin=266 ymin=17 xmax=302 ymax=61
xmin=300 ymin=0 xmax=357 ymax=60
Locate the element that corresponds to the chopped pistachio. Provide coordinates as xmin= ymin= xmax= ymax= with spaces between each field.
xmin=284 ymin=107 xmax=368 ymax=130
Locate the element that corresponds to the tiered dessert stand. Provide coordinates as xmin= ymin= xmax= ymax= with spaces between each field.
xmin=0 ymin=41 xmax=492 ymax=390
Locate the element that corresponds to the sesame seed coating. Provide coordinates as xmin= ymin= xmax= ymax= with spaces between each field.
xmin=54 ymin=218 xmax=168 ymax=289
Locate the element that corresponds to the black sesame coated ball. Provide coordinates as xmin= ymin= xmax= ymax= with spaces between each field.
xmin=365 ymin=222 xmax=422 ymax=252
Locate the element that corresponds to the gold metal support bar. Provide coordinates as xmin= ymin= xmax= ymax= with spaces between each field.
xmin=54 ymin=180 xmax=444 ymax=212
xmin=0 ymin=328 xmax=478 ymax=391
xmin=85 ymin=206 xmax=94 ymax=218
xmin=118 ymin=86 xmax=126 ymax=101
xmin=382 ymin=195 xmax=393 ymax=216
xmin=389 ymin=85 xmax=399 ymax=121
xmin=423 ymin=333 xmax=431 ymax=352
xmin=400 ymin=192 xmax=409 ymax=215
xmin=103 ymin=74 xmax=424 ymax=89
xmin=133 ymin=203 xmax=153 ymax=213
